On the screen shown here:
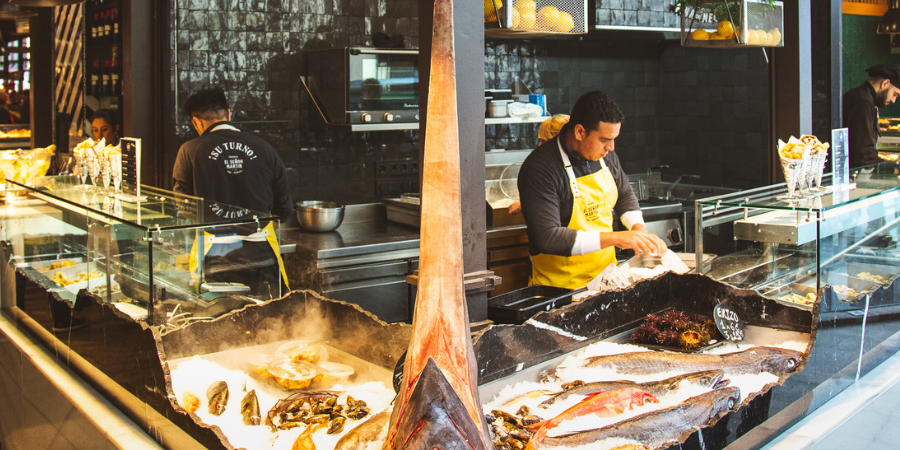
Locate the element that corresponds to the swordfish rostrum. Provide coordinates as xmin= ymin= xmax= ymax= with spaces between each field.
xmin=383 ymin=0 xmax=491 ymax=449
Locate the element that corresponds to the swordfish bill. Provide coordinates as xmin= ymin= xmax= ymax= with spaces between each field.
xmin=383 ymin=0 xmax=491 ymax=449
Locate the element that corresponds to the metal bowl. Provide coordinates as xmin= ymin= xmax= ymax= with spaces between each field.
xmin=296 ymin=201 xmax=345 ymax=232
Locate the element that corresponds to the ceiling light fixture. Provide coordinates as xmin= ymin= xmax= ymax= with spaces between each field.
xmin=878 ymin=0 xmax=900 ymax=34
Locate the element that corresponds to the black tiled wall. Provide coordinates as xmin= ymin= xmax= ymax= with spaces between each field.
xmin=166 ymin=0 xmax=420 ymax=205
xmin=485 ymin=37 xmax=769 ymax=189
xmin=596 ymin=0 xmax=680 ymax=29
xmin=163 ymin=2 xmax=769 ymax=206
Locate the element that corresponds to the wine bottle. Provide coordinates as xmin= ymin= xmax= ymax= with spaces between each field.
xmin=90 ymin=59 xmax=99 ymax=96
xmin=101 ymin=60 xmax=110 ymax=96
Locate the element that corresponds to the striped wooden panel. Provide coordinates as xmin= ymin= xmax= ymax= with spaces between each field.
xmin=843 ymin=0 xmax=889 ymax=16
xmin=54 ymin=4 xmax=83 ymax=136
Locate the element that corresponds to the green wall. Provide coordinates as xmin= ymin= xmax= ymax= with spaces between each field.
xmin=843 ymin=14 xmax=900 ymax=117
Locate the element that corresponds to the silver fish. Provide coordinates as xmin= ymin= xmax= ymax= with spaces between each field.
xmin=584 ymin=346 xmax=803 ymax=376
xmin=541 ymin=386 xmax=741 ymax=449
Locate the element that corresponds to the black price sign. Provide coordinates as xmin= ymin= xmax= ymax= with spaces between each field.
xmin=393 ymin=351 xmax=407 ymax=394
xmin=714 ymin=303 xmax=745 ymax=342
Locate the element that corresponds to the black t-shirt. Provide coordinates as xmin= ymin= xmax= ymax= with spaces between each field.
xmin=173 ymin=121 xmax=293 ymax=221
xmin=518 ymin=133 xmax=640 ymax=257
xmin=843 ymin=82 xmax=882 ymax=168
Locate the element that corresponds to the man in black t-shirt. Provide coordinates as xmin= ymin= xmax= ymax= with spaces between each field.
xmin=173 ymin=88 xmax=293 ymax=298
xmin=843 ymin=64 xmax=900 ymax=168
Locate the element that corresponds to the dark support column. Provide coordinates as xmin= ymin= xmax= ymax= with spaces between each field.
xmin=29 ymin=8 xmax=55 ymax=149
xmin=810 ymin=0 xmax=844 ymax=142
xmin=769 ymin=0 xmax=813 ymax=183
xmin=418 ymin=0 xmax=490 ymax=322
xmin=123 ymin=0 xmax=166 ymax=187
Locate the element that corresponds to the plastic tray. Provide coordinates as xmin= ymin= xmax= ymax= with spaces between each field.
xmin=487 ymin=285 xmax=574 ymax=324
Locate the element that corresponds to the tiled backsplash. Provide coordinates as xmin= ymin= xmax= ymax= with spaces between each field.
xmin=485 ymin=37 xmax=769 ymax=189
xmin=163 ymin=3 xmax=769 ymax=206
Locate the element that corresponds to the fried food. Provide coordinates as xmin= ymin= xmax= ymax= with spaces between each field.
xmin=780 ymin=292 xmax=816 ymax=306
xmin=857 ymin=272 xmax=889 ymax=285
xmin=779 ymin=142 xmax=807 ymax=159
xmin=181 ymin=392 xmax=200 ymax=413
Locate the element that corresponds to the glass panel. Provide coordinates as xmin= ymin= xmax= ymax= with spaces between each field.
xmin=348 ymin=52 xmax=419 ymax=111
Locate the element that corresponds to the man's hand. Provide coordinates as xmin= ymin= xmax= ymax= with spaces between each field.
xmin=601 ymin=229 xmax=668 ymax=256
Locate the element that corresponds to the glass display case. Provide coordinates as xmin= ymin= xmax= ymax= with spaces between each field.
xmin=695 ymin=162 xmax=900 ymax=311
xmin=2 ymin=175 xmax=283 ymax=326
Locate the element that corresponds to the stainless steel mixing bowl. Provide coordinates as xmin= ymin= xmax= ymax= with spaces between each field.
xmin=296 ymin=201 xmax=345 ymax=232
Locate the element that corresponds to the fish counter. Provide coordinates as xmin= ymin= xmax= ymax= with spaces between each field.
xmin=1 ymin=263 xmax=829 ymax=450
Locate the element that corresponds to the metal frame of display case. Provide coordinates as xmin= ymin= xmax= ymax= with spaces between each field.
xmin=2 ymin=175 xmax=281 ymax=326
xmin=695 ymin=164 xmax=900 ymax=308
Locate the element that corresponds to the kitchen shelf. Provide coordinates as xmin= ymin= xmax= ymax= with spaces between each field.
xmin=485 ymin=116 xmax=549 ymax=125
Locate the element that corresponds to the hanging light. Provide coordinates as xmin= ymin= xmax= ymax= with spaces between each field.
xmin=878 ymin=0 xmax=900 ymax=34
xmin=10 ymin=0 xmax=84 ymax=6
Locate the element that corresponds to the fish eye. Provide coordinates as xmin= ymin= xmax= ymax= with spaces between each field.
xmin=729 ymin=398 xmax=736 ymax=409
xmin=788 ymin=359 xmax=797 ymax=369
xmin=700 ymin=376 xmax=711 ymax=385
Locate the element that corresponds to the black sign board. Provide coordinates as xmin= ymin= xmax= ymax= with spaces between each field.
xmin=119 ymin=137 xmax=141 ymax=198
xmin=714 ymin=302 xmax=745 ymax=343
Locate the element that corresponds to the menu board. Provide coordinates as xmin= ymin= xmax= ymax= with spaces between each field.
xmin=831 ymin=128 xmax=849 ymax=186
xmin=118 ymin=137 xmax=142 ymax=200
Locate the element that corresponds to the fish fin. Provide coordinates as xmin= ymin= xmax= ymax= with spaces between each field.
xmin=595 ymin=405 xmax=623 ymax=418
xmin=526 ymin=420 xmax=546 ymax=431
xmin=526 ymin=426 xmax=548 ymax=450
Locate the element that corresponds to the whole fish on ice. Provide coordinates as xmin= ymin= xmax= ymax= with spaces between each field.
xmin=541 ymin=386 xmax=742 ymax=449
xmin=583 ymin=346 xmax=802 ymax=376
xmin=540 ymin=370 xmax=727 ymax=407
xmin=526 ymin=388 xmax=658 ymax=449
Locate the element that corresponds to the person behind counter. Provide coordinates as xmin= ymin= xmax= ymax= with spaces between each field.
xmin=518 ymin=91 xmax=667 ymax=290
xmin=509 ymin=114 xmax=571 ymax=215
xmin=843 ymin=64 xmax=900 ymax=169
xmin=91 ymin=108 xmax=120 ymax=147
xmin=173 ymin=87 xmax=293 ymax=298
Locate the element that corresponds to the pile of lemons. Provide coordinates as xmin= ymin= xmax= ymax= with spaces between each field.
xmin=690 ymin=21 xmax=781 ymax=46
xmin=485 ymin=0 xmax=575 ymax=32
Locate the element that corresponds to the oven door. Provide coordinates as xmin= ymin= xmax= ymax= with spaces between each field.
xmin=347 ymin=48 xmax=419 ymax=124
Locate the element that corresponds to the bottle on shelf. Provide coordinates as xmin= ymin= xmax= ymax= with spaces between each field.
xmin=103 ymin=9 xmax=112 ymax=42
xmin=90 ymin=59 xmax=99 ymax=96
xmin=112 ymin=8 xmax=119 ymax=40
xmin=91 ymin=12 xmax=99 ymax=41
xmin=101 ymin=59 xmax=110 ymax=96
xmin=111 ymin=58 xmax=120 ymax=96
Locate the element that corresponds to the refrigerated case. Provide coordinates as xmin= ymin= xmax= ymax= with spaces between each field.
xmin=695 ymin=164 xmax=900 ymax=312
xmin=2 ymin=175 xmax=283 ymax=327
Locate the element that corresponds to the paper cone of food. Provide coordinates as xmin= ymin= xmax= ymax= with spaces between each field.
xmin=778 ymin=138 xmax=808 ymax=197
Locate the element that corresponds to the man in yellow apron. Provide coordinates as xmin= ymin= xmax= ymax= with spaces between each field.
xmin=518 ymin=91 xmax=667 ymax=289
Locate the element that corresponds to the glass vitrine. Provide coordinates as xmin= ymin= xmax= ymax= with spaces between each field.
xmin=2 ymin=175 xmax=282 ymax=326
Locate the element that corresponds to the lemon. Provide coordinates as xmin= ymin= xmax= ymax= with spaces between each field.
xmin=511 ymin=8 xmax=521 ymax=27
xmin=768 ymin=27 xmax=781 ymax=45
xmin=709 ymin=32 xmax=727 ymax=40
xmin=484 ymin=0 xmax=502 ymax=22
xmin=519 ymin=10 xmax=536 ymax=29
xmin=746 ymin=29 xmax=759 ymax=45
xmin=536 ymin=6 xmax=560 ymax=30
xmin=691 ymin=29 xmax=710 ymax=40
xmin=555 ymin=11 xmax=574 ymax=32
xmin=717 ymin=20 xmax=734 ymax=39
xmin=514 ymin=0 xmax=536 ymax=14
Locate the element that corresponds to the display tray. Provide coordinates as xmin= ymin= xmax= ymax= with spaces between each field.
xmin=487 ymin=285 xmax=575 ymax=324
xmin=635 ymin=340 xmax=727 ymax=354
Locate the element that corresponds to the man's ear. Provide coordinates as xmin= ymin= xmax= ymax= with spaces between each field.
xmin=573 ymin=123 xmax=586 ymax=141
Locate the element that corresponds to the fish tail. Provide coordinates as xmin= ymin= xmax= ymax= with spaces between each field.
xmin=526 ymin=425 xmax=548 ymax=450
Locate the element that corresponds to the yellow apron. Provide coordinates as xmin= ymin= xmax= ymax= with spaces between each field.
xmin=531 ymin=141 xmax=618 ymax=289
xmin=189 ymin=221 xmax=289 ymax=292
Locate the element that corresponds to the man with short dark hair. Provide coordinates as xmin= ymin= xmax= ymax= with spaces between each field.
xmin=843 ymin=64 xmax=900 ymax=168
xmin=518 ymin=91 xmax=667 ymax=289
xmin=174 ymin=87 xmax=293 ymax=298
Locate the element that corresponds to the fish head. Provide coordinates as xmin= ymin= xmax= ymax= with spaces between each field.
xmin=711 ymin=386 xmax=742 ymax=413
xmin=632 ymin=389 xmax=659 ymax=406
xmin=763 ymin=347 xmax=804 ymax=375
xmin=673 ymin=369 xmax=726 ymax=391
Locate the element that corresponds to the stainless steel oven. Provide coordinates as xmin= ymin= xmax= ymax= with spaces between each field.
xmin=305 ymin=47 xmax=419 ymax=126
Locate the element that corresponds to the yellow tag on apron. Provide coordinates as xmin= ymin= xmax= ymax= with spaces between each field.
xmin=531 ymin=143 xmax=618 ymax=289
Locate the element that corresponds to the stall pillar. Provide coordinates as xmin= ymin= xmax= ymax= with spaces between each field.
xmin=29 ymin=8 xmax=56 ymax=149
xmin=770 ymin=0 xmax=814 ymax=183
xmin=418 ymin=0 xmax=492 ymax=322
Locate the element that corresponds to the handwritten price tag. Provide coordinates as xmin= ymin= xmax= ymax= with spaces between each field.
xmin=714 ymin=303 xmax=745 ymax=342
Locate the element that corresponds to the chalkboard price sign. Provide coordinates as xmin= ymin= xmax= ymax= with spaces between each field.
xmin=714 ymin=303 xmax=745 ymax=342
